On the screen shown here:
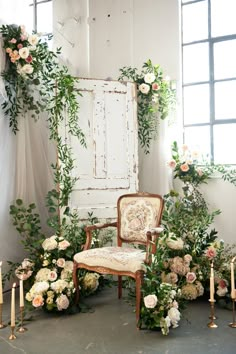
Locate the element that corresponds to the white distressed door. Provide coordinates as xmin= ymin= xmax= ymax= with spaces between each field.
xmin=68 ymin=78 xmax=139 ymax=219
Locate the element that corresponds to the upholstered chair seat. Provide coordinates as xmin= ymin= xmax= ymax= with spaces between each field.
xmin=74 ymin=246 xmax=147 ymax=273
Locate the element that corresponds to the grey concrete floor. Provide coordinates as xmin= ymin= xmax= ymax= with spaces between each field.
xmin=0 ymin=286 xmax=235 ymax=354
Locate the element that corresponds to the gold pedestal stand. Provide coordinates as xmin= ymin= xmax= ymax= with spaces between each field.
xmin=0 ymin=303 xmax=7 ymax=329
xmin=17 ymin=306 xmax=27 ymax=333
xmin=229 ymin=298 xmax=236 ymax=328
xmin=9 ymin=326 xmax=16 ymax=340
xmin=207 ymin=300 xmax=218 ymax=328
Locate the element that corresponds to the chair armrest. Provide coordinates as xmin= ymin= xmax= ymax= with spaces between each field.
xmin=144 ymin=227 xmax=163 ymax=264
xmin=84 ymin=222 xmax=117 ymax=250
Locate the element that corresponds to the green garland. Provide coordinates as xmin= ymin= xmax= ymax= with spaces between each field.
xmin=118 ymin=59 xmax=176 ymax=153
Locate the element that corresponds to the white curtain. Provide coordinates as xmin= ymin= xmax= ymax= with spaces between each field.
xmin=138 ymin=118 xmax=173 ymax=196
xmin=0 ymin=32 xmax=56 ymax=288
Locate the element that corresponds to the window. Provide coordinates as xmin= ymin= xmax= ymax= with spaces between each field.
xmin=181 ymin=0 xmax=236 ymax=164
xmin=23 ymin=0 xmax=52 ymax=35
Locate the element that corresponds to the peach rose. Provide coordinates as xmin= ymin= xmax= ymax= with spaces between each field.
xmin=180 ymin=163 xmax=189 ymax=172
xmin=32 ymin=294 xmax=44 ymax=308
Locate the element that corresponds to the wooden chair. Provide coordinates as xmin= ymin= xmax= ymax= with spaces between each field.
xmin=73 ymin=192 xmax=164 ymax=327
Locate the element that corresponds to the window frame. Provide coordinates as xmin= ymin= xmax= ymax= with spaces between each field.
xmin=181 ymin=0 xmax=236 ymax=164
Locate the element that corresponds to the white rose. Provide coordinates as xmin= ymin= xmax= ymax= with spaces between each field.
xmin=51 ymin=279 xmax=68 ymax=293
xmin=144 ymin=73 xmax=155 ymax=84
xmin=28 ymin=34 xmax=39 ymax=46
xmin=36 ymin=268 xmax=51 ymax=282
xmin=19 ymin=47 xmax=29 ymax=59
xmin=56 ymin=294 xmax=70 ymax=311
xmin=166 ymin=234 xmax=184 ymax=250
xmin=139 ymin=83 xmax=150 ymax=94
xmin=143 ymin=294 xmax=158 ymax=309
xmin=168 ymin=307 xmax=181 ymax=326
xmin=31 ymin=281 xmax=49 ymax=295
xmin=22 ymin=64 xmax=33 ymax=75
xmin=42 ymin=236 xmax=58 ymax=251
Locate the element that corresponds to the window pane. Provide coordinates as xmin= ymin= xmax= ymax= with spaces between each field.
xmin=20 ymin=0 xmax=33 ymax=33
xmin=182 ymin=1 xmax=208 ymax=43
xmin=37 ymin=2 xmax=53 ymax=33
xmin=215 ymin=81 xmax=236 ymax=119
xmin=184 ymin=126 xmax=211 ymax=162
xmin=183 ymin=84 xmax=210 ymax=124
xmin=183 ymin=43 xmax=209 ymax=84
xmin=214 ymin=39 xmax=236 ymax=80
xmin=211 ymin=0 xmax=236 ymax=37
xmin=214 ymin=124 xmax=236 ymax=164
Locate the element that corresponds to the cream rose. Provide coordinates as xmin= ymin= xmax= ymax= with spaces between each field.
xmin=19 ymin=47 xmax=29 ymax=59
xmin=139 ymin=83 xmax=150 ymax=94
xmin=28 ymin=34 xmax=39 ymax=46
xmin=143 ymin=294 xmax=158 ymax=309
xmin=42 ymin=236 xmax=58 ymax=251
xmin=22 ymin=64 xmax=34 ymax=74
xmin=56 ymin=294 xmax=70 ymax=311
xmin=58 ymin=240 xmax=70 ymax=250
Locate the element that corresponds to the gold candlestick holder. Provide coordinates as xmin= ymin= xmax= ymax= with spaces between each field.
xmin=207 ymin=300 xmax=218 ymax=328
xmin=17 ymin=306 xmax=27 ymax=333
xmin=229 ymin=298 xmax=236 ymax=328
xmin=0 ymin=303 xmax=7 ymax=329
xmin=9 ymin=326 xmax=16 ymax=340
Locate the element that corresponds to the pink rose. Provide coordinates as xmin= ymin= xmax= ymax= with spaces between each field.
xmin=152 ymin=82 xmax=159 ymax=90
xmin=48 ymin=271 xmax=58 ymax=281
xmin=205 ymin=247 xmax=217 ymax=259
xmin=17 ymin=43 xmax=23 ymax=49
xmin=168 ymin=160 xmax=177 ymax=169
xmin=197 ymin=168 xmax=203 ymax=176
xmin=180 ymin=163 xmax=189 ymax=172
xmin=32 ymin=294 xmax=44 ymax=308
xmin=186 ymin=272 xmax=196 ymax=283
xmin=9 ymin=38 xmax=17 ymax=43
xmin=218 ymin=279 xmax=227 ymax=288
xmin=56 ymin=258 xmax=66 ymax=268
xmin=26 ymin=55 xmax=33 ymax=63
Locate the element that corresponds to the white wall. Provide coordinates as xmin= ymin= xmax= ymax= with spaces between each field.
xmin=52 ymin=0 xmax=236 ymax=246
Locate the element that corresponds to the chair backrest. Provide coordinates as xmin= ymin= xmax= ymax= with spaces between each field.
xmin=117 ymin=192 xmax=164 ymax=245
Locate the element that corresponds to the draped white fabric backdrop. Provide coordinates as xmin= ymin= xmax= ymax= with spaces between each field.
xmin=0 ymin=32 xmax=55 ymax=288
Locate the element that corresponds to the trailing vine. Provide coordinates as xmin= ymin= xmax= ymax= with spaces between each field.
xmin=118 ymin=59 xmax=176 ymax=153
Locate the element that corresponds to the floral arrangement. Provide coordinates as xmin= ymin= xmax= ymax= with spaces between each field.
xmin=141 ymin=270 xmax=181 ymax=335
xmin=118 ymin=59 xmax=176 ymax=153
xmin=167 ymin=141 xmax=212 ymax=186
xmin=14 ymin=235 xmax=102 ymax=313
xmin=139 ymin=141 xmax=236 ymax=334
